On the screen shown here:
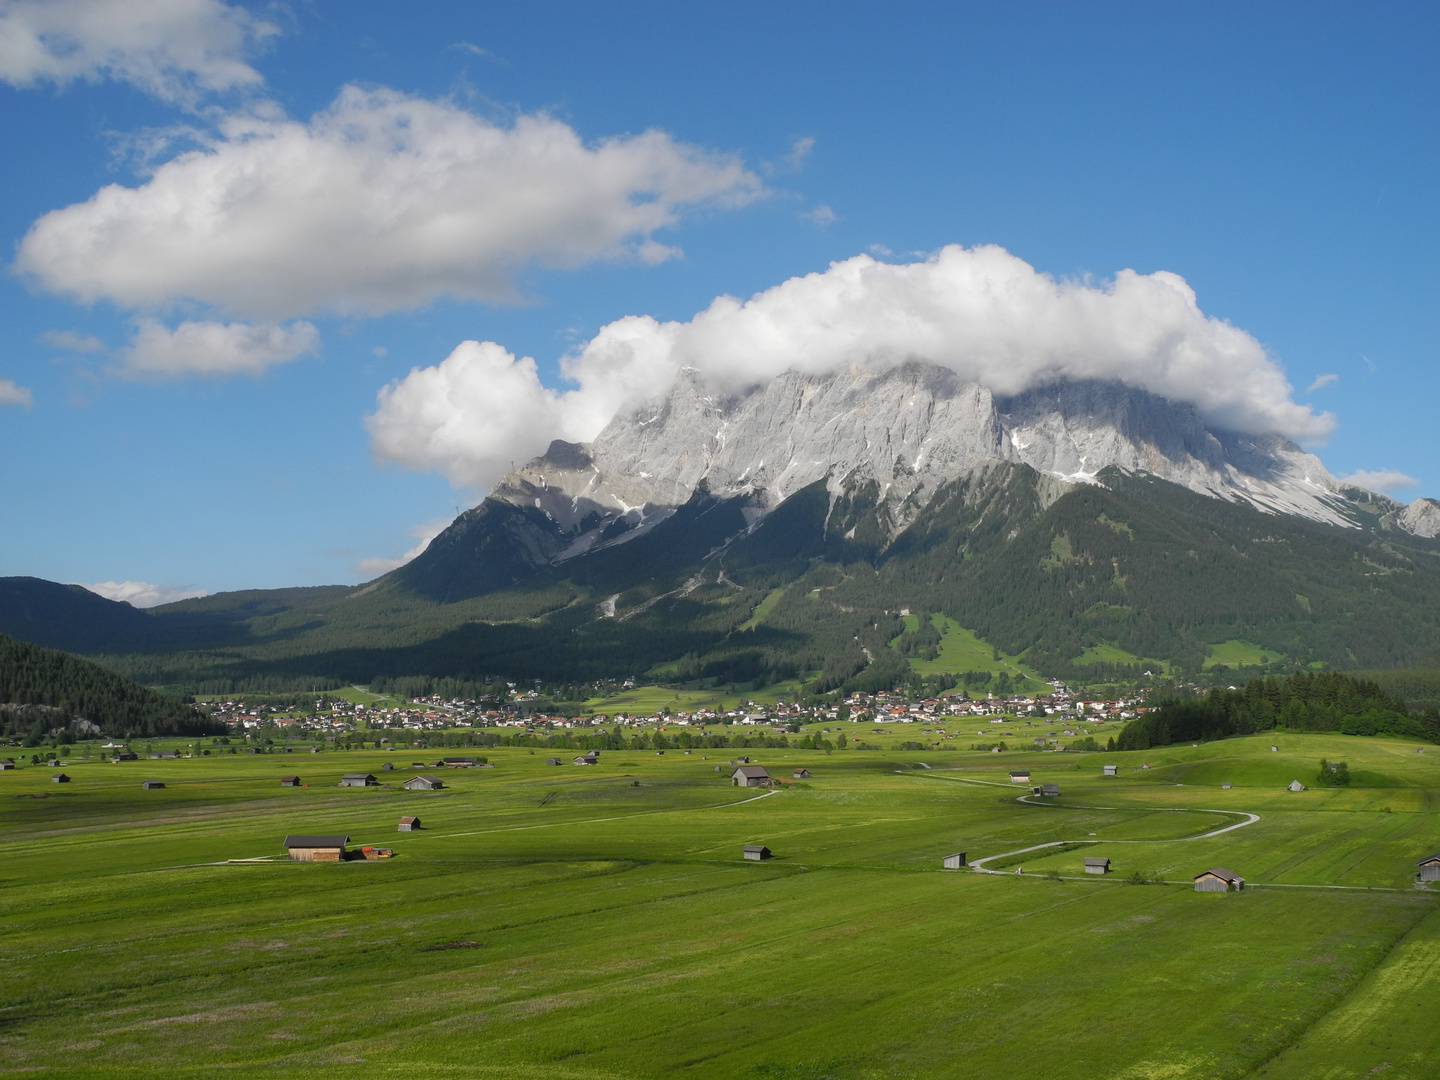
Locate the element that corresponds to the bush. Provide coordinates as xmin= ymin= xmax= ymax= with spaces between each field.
xmin=1315 ymin=758 xmax=1350 ymax=786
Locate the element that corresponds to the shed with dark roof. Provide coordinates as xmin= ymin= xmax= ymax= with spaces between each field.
xmin=284 ymin=835 xmax=349 ymax=862
xmin=403 ymin=774 xmax=444 ymax=791
xmin=1416 ymin=853 xmax=1440 ymax=882
xmin=742 ymin=844 xmax=772 ymax=861
xmin=943 ymin=852 xmax=967 ymax=869
xmin=732 ymin=765 xmax=771 ymax=787
xmin=1083 ymin=857 xmax=1110 ymax=875
xmin=141 ymin=779 xmax=165 ymax=790
xmin=51 ymin=773 xmax=70 ymax=783
xmin=280 ymin=775 xmax=301 ymax=787
xmin=340 ymin=773 xmax=378 ymax=787
xmin=398 ymin=816 xmax=421 ymax=832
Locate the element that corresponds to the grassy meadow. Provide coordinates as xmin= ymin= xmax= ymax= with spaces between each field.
xmin=0 ymin=732 xmax=1434 ymax=1079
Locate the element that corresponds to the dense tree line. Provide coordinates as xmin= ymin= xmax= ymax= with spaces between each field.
xmin=1116 ymin=671 xmax=1438 ymax=750
xmin=0 ymin=634 xmax=222 ymax=740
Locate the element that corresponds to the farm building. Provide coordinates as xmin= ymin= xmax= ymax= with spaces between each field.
xmin=732 ymin=765 xmax=772 ymax=787
xmin=1083 ymin=857 xmax=1111 ymax=875
xmin=1102 ymin=764 xmax=1118 ymax=776
xmin=284 ymin=835 xmax=349 ymax=862
xmin=1416 ymin=854 xmax=1440 ymax=882
xmin=793 ymin=768 xmax=811 ymax=779
xmin=1270 ymin=745 xmax=1278 ymax=752
xmin=574 ymin=751 xmax=599 ymax=765
xmin=51 ymin=773 xmax=70 ymax=783
xmin=442 ymin=757 xmax=478 ymax=768
xmin=1041 ymin=783 xmax=1060 ymax=797
xmin=742 ymin=845 xmax=772 ymax=861
xmin=340 ymin=773 xmax=379 ymax=787
xmin=113 ymin=751 xmax=138 ymax=761
xmin=398 ymin=816 xmax=421 ymax=832
xmin=280 ymin=776 xmax=301 ymax=787
xmin=403 ymin=775 xmax=444 ymax=791
xmin=1009 ymin=770 xmax=1030 ymax=783
xmin=140 ymin=780 xmax=165 ymax=790
xmin=1221 ymin=782 xmax=1231 ymax=790
xmin=380 ymin=762 xmax=394 ymax=771
xmin=0 ymin=759 xmax=14 ymax=769
xmin=1287 ymin=780 xmax=1305 ymax=792
xmin=1193 ymin=867 xmax=1244 ymax=892
xmin=942 ymin=852 xmax=967 ymax=869
xmin=546 ymin=758 xmax=563 ymax=766
xmin=149 ymin=750 xmax=179 ymax=759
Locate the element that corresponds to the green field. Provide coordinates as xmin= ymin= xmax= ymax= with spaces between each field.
xmin=899 ymin=615 xmax=1048 ymax=692
xmin=1204 ymin=639 xmax=1288 ymax=669
xmin=0 ymin=732 xmax=1434 ymax=1078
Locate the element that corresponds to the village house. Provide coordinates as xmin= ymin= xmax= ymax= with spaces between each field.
xmin=340 ymin=773 xmax=379 ymax=787
xmin=1193 ymin=867 xmax=1244 ymax=892
xmin=398 ymin=816 xmax=421 ymax=832
xmin=732 ymin=765 xmax=772 ymax=788
xmin=943 ymin=852 xmax=967 ymax=869
xmin=742 ymin=844 xmax=772 ymax=861
xmin=1083 ymin=857 xmax=1111 ymax=875
xmin=284 ymin=835 xmax=349 ymax=862
xmin=403 ymin=775 xmax=444 ymax=791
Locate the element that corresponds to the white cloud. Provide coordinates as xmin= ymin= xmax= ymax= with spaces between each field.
xmin=81 ymin=580 xmax=208 ymax=607
xmin=368 ymin=245 xmax=1336 ymax=491
xmin=40 ymin=329 xmax=105 ymax=352
xmin=353 ymin=517 xmax=452 ymax=578
xmin=0 ymin=0 xmax=275 ymax=104
xmin=1339 ymin=469 xmax=1419 ymax=495
xmin=785 ymin=136 xmax=815 ymax=170
xmin=1306 ymin=373 xmax=1337 ymax=392
xmin=802 ymin=204 xmax=837 ymax=226
xmin=0 ymin=378 xmax=33 ymax=407
xmin=17 ymin=85 xmax=763 ymax=322
xmin=121 ymin=318 xmax=317 ymax=378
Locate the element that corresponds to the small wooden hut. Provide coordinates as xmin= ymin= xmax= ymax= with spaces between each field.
xmin=742 ymin=844 xmax=772 ymax=861
xmin=942 ymin=852 xmax=967 ymax=869
xmin=1193 ymin=867 xmax=1244 ymax=892
xmin=283 ymin=835 xmax=349 ymax=862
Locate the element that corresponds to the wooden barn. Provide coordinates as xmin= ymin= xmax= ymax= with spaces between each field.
xmin=398 ymin=816 xmax=421 ymax=832
xmin=284 ymin=835 xmax=349 ymax=862
xmin=141 ymin=780 xmax=165 ymax=790
xmin=403 ymin=774 xmax=444 ymax=791
xmin=943 ymin=852 xmax=967 ymax=869
xmin=380 ymin=762 xmax=394 ymax=771
xmin=51 ymin=773 xmax=70 ymax=783
xmin=546 ymin=757 xmax=563 ymax=766
xmin=1416 ymin=854 xmax=1440 ymax=882
xmin=574 ymin=751 xmax=599 ymax=765
xmin=1102 ymin=764 xmax=1118 ymax=776
xmin=1193 ymin=867 xmax=1244 ymax=892
xmin=742 ymin=844 xmax=772 ymax=861
xmin=0 ymin=759 xmax=14 ymax=770
xmin=793 ymin=768 xmax=811 ymax=779
xmin=1288 ymin=780 xmax=1305 ymax=792
xmin=340 ymin=773 xmax=378 ymax=787
xmin=1041 ymin=783 xmax=1060 ymax=797
xmin=280 ymin=776 xmax=301 ymax=787
xmin=1083 ymin=857 xmax=1110 ymax=875
xmin=1009 ymin=770 xmax=1031 ymax=783
xmin=732 ymin=765 xmax=771 ymax=788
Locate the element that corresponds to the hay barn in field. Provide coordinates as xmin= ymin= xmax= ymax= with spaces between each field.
xmin=943 ymin=852 xmax=967 ymax=869
xmin=284 ymin=835 xmax=349 ymax=862
xmin=1083 ymin=857 xmax=1110 ymax=875
xmin=280 ymin=776 xmax=301 ymax=787
xmin=141 ymin=780 xmax=164 ymax=790
xmin=732 ymin=765 xmax=771 ymax=787
xmin=1102 ymin=764 xmax=1118 ymax=776
xmin=398 ymin=816 xmax=421 ymax=832
xmin=743 ymin=845 xmax=772 ymax=861
xmin=1193 ymin=867 xmax=1244 ymax=892
xmin=1416 ymin=854 xmax=1440 ymax=882
xmin=403 ymin=774 xmax=444 ymax=790
xmin=51 ymin=773 xmax=70 ymax=783
xmin=1009 ymin=770 xmax=1030 ymax=783
xmin=340 ymin=773 xmax=378 ymax=787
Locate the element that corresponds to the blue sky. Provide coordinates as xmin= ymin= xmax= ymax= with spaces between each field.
xmin=0 ymin=1 xmax=1435 ymax=603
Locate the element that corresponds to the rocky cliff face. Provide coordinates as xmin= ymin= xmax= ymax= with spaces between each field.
xmin=483 ymin=361 xmax=1408 ymax=567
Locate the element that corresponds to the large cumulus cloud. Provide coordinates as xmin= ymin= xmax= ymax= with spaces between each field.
xmin=16 ymin=86 xmax=762 ymax=322
xmin=369 ymin=245 xmax=1334 ymax=492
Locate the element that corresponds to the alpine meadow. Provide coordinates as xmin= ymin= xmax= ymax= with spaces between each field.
xmin=0 ymin=5 xmax=1436 ymax=1080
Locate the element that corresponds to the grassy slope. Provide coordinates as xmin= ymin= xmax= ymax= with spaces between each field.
xmin=898 ymin=615 xmax=1048 ymax=692
xmin=0 ymin=733 xmax=1433 ymax=1078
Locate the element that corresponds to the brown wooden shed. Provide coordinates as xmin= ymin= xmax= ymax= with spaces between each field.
xmin=1416 ymin=853 xmax=1440 ymax=882
xmin=398 ymin=816 xmax=421 ymax=832
xmin=284 ymin=835 xmax=350 ymax=862
xmin=1193 ymin=867 xmax=1244 ymax=892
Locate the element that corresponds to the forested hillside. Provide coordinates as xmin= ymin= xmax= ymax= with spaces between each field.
xmin=0 ymin=634 xmax=222 ymax=741
xmin=1117 ymin=671 xmax=1439 ymax=749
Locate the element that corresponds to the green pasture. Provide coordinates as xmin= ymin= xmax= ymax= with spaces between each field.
xmin=0 ymin=732 xmax=1434 ymax=1079
xmin=1204 ymin=639 xmax=1288 ymax=669
xmin=899 ymin=616 xmax=1048 ymax=692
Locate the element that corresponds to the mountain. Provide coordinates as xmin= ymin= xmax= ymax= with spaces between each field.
xmin=400 ymin=362 xmax=1431 ymax=599
xmin=2 ymin=365 xmax=1437 ymax=694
